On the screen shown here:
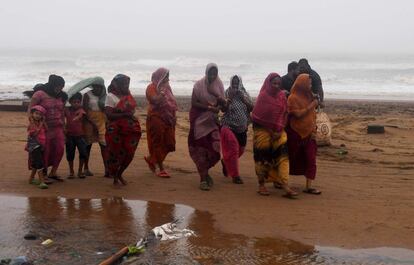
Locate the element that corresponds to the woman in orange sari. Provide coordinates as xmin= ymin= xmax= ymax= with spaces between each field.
xmin=104 ymin=74 xmax=141 ymax=186
xmin=144 ymin=68 xmax=177 ymax=178
xmin=287 ymin=73 xmax=321 ymax=195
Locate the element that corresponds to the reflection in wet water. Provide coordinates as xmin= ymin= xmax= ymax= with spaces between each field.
xmin=0 ymin=195 xmax=413 ymax=265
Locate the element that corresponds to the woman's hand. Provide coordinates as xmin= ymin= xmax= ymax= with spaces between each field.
xmin=207 ymin=105 xmax=220 ymax=113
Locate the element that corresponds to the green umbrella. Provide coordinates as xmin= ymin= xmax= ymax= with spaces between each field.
xmin=67 ymin=76 xmax=105 ymax=99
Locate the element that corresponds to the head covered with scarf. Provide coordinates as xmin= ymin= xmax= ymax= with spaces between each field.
xmin=222 ymin=75 xmax=252 ymax=132
xmin=24 ymin=75 xmax=67 ymax=100
xmin=288 ymin=73 xmax=316 ymax=138
xmin=108 ymin=74 xmax=131 ymax=96
xmin=44 ymin=74 xmax=67 ymax=100
xmin=149 ymin=67 xmax=178 ymax=125
xmin=89 ymin=77 xmax=107 ymax=110
xmin=191 ymin=63 xmax=225 ymax=140
xmin=251 ymin=73 xmax=287 ymax=132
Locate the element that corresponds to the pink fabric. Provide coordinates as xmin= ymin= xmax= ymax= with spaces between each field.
xmin=220 ymin=127 xmax=245 ymax=178
xmin=65 ymin=107 xmax=86 ymax=136
xmin=31 ymin=90 xmax=65 ymax=168
xmin=192 ymin=63 xmax=224 ymax=140
xmin=44 ymin=126 xmax=65 ymax=168
xmin=287 ymin=124 xmax=317 ymax=180
xmin=30 ymin=105 xmax=46 ymax=115
xmin=28 ymin=123 xmax=47 ymax=147
xmin=251 ymin=73 xmax=287 ymax=132
xmin=31 ymin=90 xmax=65 ymax=128
xmin=188 ymin=107 xmax=221 ymax=181
xmin=150 ymin=67 xmax=178 ymax=125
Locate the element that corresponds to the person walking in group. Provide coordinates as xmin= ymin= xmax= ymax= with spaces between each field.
xmin=287 ymin=73 xmax=321 ymax=195
xmin=144 ymin=68 xmax=177 ymax=178
xmin=252 ymin=73 xmax=298 ymax=198
xmin=82 ymin=82 xmax=109 ymax=177
xmin=188 ymin=63 xmax=226 ymax=191
xmin=26 ymin=105 xmax=49 ymax=189
xmin=65 ymin=92 xmax=89 ymax=179
xmin=28 ymin=75 xmax=67 ymax=182
xmin=104 ymin=74 xmax=141 ymax=186
xmin=220 ymin=75 xmax=253 ymax=184
xmin=297 ymin=58 xmax=324 ymax=102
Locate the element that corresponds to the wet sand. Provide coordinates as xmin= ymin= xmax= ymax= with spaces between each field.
xmin=0 ymin=99 xmax=413 ymax=251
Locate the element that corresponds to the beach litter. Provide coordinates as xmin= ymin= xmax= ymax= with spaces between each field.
xmin=98 ymin=218 xmax=195 ymax=265
xmin=41 ymin=239 xmax=53 ymax=246
xmin=367 ymin=124 xmax=385 ymax=134
xmin=0 ymin=256 xmax=31 ymax=265
xmin=23 ymin=233 xmax=37 ymax=240
xmin=337 ymin=149 xmax=348 ymax=155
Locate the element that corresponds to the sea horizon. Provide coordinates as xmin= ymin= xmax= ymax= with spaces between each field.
xmin=1 ymin=48 xmax=414 ymax=101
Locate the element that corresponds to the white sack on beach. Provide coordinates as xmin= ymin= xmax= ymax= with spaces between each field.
xmin=316 ymin=110 xmax=332 ymax=146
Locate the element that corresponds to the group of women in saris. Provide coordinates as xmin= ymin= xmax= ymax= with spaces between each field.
xmin=251 ymin=72 xmax=321 ymax=198
xmin=26 ymin=64 xmax=320 ymax=196
xmin=189 ymin=64 xmax=321 ymax=197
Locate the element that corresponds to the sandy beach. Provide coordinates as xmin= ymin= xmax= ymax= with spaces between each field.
xmin=0 ymin=98 xmax=413 ymax=251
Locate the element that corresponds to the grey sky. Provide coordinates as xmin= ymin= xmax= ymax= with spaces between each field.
xmin=1 ymin=0 xmax=413 ymax=53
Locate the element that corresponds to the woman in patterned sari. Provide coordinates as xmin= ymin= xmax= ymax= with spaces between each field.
xmin=188 ymin=63 xmax=226 ymax=191
xmin=220 ymin=75 xmax=253 ymax=184
xmin=252 ymin=73 xmax=298 ymax=198
xmin=104 ymin=74 xmax=141 ymax=186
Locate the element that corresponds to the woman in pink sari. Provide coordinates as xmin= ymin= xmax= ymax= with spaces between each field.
xmin=188 ymin=63 xmax=226 ymax=191
xmin=28 ymin=75 xmax=67 ymax=182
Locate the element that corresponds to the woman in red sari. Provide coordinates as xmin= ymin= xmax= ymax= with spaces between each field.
xmin=144 ymin=68 xmax=177 ymax=178
xmin=104 ymin=74 xmax=141 ymax=186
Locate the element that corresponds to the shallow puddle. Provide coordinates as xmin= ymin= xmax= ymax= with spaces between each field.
xmin=0 ymin=195 xmax=413 ymax=265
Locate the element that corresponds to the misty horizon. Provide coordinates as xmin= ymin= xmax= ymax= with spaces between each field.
xmin=1 ymin=0 xmax=413 ymax=54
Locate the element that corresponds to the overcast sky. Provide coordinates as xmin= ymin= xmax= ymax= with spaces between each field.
xmin=1 ymin=0 xmax=413 ymax=53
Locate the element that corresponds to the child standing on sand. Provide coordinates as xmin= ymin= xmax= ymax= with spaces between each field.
xmin=26 ymin=105 xmax=48 ymax=189
xmin=65 ymin=92 xmax=89 ymax=179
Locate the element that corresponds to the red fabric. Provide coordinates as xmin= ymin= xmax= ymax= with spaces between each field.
xmin=65 ymin=107 xmax=86 ymax=136
xmin=105 ymin=94 xmax=141 ymax=176
xmin=146 ymin=82 xmax=177 ymax=126
xmin=251 ymin=73 xmax=287 ymax=132
xmin=149 ymin=68 xmax=178 ymax=125
xmin=44 ymin=127 xmax=65 ymax=168
xmin=220 ymin=127 xmax=245 ymax=178
xmin=27 ymin=120 xmax=47 ymax=148
xmin=287 ymin=124 xmax=317 ymax=180
xmin=146 ymin=115 xmax=176 ymax=164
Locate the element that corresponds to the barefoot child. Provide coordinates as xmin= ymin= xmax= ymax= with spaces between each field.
xmin=26 ymin=105 xmax=48 ymax=189
xmin=65 ymin=92 xmax=89 ymax=178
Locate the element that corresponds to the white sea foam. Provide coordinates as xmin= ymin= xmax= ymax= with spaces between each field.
xmin=0 ymin=50 xmax=413 ymax=101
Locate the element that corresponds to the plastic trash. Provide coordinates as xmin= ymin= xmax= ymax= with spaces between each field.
xmin=10 ymin=256 xmax=28 ymax=265
xmin=24 ymin=233 xmax=37 ymax=240
xmin=337 ymin=149 xmax=348 ymax=155
xmin=41 ymin=239 xmax=53 ymax=246
xmin=136 ymin=218 xmax=195 ymax=249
